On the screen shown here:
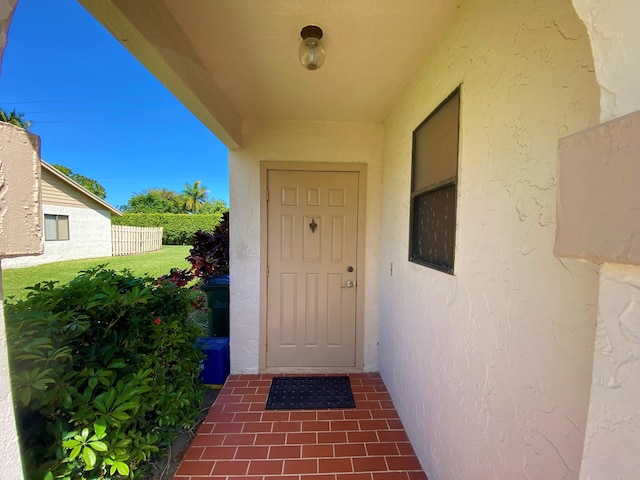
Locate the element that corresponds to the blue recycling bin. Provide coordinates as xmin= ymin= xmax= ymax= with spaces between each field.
xmin=195 ymin=337 xmax=230 ymax=387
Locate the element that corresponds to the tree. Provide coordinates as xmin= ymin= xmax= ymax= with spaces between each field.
xmin=121 ymin=183 xmax=226 ymax=215
xmin=122 ymin=189 xmax=183 ymax=213
xmin=182 ymin=180 xmax=207 ymax=214
xmin=198 ymin=199 xmax=228 ymax=215
xmin=0 ymin=108 xmax=31 ymax=130
xmin=51 ymin=164 xmax=107 ymax=199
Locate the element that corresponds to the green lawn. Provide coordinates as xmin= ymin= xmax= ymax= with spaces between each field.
xmin=2 ymin=245 xmax=192 ymax=301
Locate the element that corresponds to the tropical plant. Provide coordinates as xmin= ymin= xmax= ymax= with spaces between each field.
xmin=182 ymin=180 xmax=207 ymax=214
xmin=186 ymin=211 xmax=230 ymax=280
xmin=5 ymin=266 xmax=206 ymax=479
xmin=0 ymin=107 xmax=31 ymax=130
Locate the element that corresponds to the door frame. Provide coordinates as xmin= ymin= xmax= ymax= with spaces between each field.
xmin=259 ymin=162 xmax=367 ymax=373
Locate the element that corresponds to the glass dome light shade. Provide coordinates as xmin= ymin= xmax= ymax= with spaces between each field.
xmin=299 ymin=25 xmax=326 ymax=70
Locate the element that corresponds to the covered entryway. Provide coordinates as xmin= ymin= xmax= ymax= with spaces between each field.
xmin=6 ymin=0 xmax=633 ymax=478
xmin=264 ymin=165 xmax=366 ymax=369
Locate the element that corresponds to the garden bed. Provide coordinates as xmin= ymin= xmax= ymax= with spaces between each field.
xmin=145 ymin=389 xmax=219 ymax=479
xmin=5 ymin=266 xmax=209 ymax=479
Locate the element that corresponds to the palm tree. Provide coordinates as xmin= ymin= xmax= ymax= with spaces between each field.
xmin=0 ymin=108 xmax=31 ymax=130
xmin=182 ymin=180 xmax=207 ymax=213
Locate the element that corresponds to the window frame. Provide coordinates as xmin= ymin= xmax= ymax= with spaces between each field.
xmin=44 ymin=214 xmax=70 ymax=241
xmin=409 ymin=87 xmax=461 ymax=274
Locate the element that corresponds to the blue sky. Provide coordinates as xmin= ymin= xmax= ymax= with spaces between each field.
xmin=0 ymin=0 xmax=229 ymax=209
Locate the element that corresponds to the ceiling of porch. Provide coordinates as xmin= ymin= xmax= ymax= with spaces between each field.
xmin=79 ymin=0 xmax=461 ymax=148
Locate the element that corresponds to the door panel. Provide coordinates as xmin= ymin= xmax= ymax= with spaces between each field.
xmin=267 ymin=170 xmax=359 ymax=367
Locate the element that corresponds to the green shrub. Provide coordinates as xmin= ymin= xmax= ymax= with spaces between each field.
xmin=112 ymin=213 xmax=225 ymax=245
xmin=5 ymin=266 xmax=206 ymax=479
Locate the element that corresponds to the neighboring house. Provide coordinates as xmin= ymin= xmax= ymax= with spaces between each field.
xmin=1 ymin=160 xmax=121 ymax=269
xmin=2 ymin=1 xmax=640 ymax=479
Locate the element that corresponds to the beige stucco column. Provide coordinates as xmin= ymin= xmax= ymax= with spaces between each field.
xmin=1 ymin=2 xmax=38 ymax=477
xmin=0 ymin=122 xmax=43 ymax=480
xmin=568 ymin=1 xmax=640 ymax=478
xmin=557 ymin=109 xmax=640 ymax=479
xmin=585 ymin=264 xmax=640 ymax=479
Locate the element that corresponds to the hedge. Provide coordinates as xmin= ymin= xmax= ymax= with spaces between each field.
xmin=112 ymin=213 xmax=224 ymax=245
xmin=5 ymin=266 xmax=206 ymax=479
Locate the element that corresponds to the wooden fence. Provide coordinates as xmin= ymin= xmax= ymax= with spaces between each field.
xmin=111 ymin=225 xmax=163 ymax=256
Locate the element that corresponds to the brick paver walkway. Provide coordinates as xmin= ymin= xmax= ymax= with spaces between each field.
xmin=175 ymin=372 xmax=428 ymax=480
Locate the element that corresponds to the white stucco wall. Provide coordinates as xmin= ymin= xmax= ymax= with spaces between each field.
xmin=378 ymin=1 xmax=600 ymax=478
xmin=2 ymin=205 xmax=113 ymax=269
xmin=570 ymin=1 xmax=640 ymax=479
xmin=229 ymin=121 xmax=383 ymax=374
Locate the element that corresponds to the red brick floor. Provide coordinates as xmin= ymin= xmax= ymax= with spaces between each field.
xmin=175 ymin=373 xmax=427 ymax=480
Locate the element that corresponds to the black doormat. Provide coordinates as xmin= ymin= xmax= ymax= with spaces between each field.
xmin=265 ymin=376 xmax=356 ymax=410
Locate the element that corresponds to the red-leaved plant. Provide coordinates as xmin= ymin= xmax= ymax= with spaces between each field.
xmin=157 ymin=267 xmax=194 ymax=286
xmin=186 ymin=211 xmax=229 ymax=281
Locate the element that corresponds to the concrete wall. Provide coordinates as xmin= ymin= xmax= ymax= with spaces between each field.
xmin=378 ymin=0 xmax=600 ymax=478
xmin=2 ymin=205 xmax=113 ymax=269
xmin=229 ymin=120 xmax=383 ymax=374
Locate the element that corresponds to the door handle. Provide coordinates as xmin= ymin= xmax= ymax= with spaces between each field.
xmin=342 ymin=280 xmax=354 ymax=288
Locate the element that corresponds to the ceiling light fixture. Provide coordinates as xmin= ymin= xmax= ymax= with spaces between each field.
xmin=299 ymin=25 xmax=325 ymax=70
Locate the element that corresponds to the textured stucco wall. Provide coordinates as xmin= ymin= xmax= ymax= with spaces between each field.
xmin=571 ymin=1 xmax=640 ymax=479
xmin=0 ymin=267 xmax=23 ymax=480
xmin=2 ymin=205 xmax=112 ymax=269
xmin=572 ymin=0 xmax=640 ymax=121
xmin=0 ymin=108 xmax=38 ymax=480
xmin=229 ymin=120 xmax=383 ymax=374
xmin=0 ymin=0 xmax=17 ymax=70
xmin=0 ymin=123 xmax=43 ymax=258
xmin=556 ymin=110 xmax=640 ymax=266
xmin=1 ymin=0 xmax=26 ymax=474
xmin=378 ymin=0 xmax=600 ymax=478
xmin=579 ymin=263 xmax=640 ymax=480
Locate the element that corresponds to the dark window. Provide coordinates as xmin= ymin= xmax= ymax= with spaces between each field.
xmin=44 ymin=214 xmax=70 ymax=241
xmin=409 ymin=88 xmax=460 ymax=274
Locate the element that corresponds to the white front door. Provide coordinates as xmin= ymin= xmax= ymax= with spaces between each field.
xmin=266 ymin=170 xmax=360 ymax=367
